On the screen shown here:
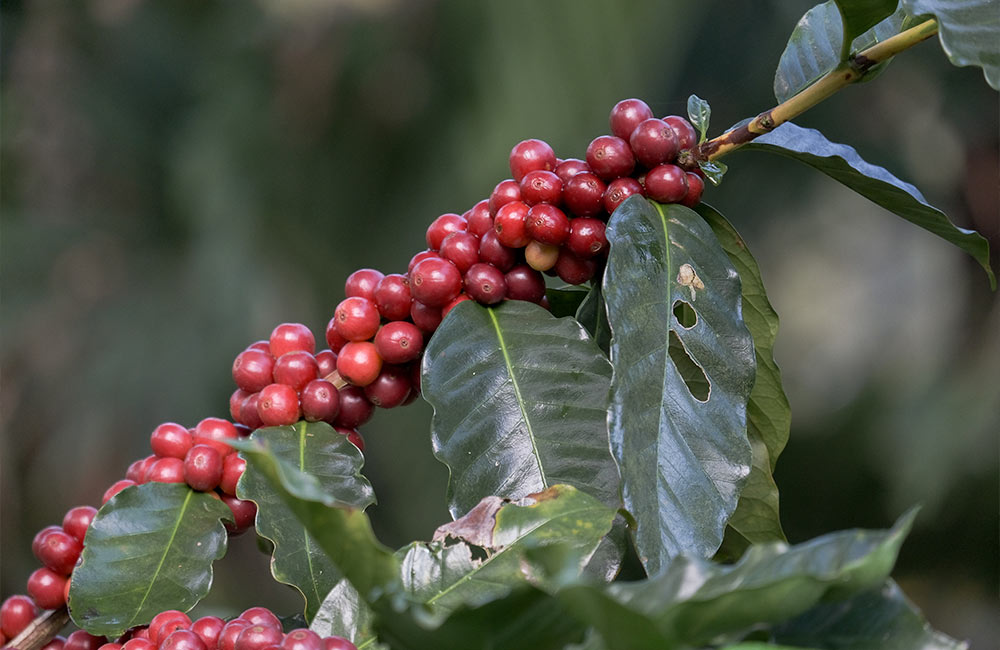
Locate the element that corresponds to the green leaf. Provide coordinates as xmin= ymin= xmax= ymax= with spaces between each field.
xmin=397 ymin=485 xmax=616 ymax=617
xmin=230 ymin=438 xmax=399 ymax=601
xmin=698 ymin=159 xmax=728 ymax=186
xmin=742 ymin=122 xmax=995 ymax=288
xmin=68 ymin=483 xmax=230 ymax=637
xmin=686 ymin=94 xmax=711 ymax=142
xmin=575 ymin=285 xmax=610 ymax=355
xmin=545 ymin=286 xmax=590 ymax=318
xmin=310 ymin=579 xmax=382 ymax=649
xmin=602 ymin=197 xmax=755 ymax=574
xmin=772 ymin=579 xmax=968 ymax=649
xmin=773 ymin=1 xmax=907 ymax=102
xmin=237 ymin=422 xmax=376 ymax=621
xmin=902 ymin=0 xmax=1000 ymax=89
xmin=697 ymin=203 xmax=789 ymax=550
xmin=422 ymin=300 xmax=620 ymax=518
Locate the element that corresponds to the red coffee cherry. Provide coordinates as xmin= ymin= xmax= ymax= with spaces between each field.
xmin=161 ymin=630 xmax=206 ymax=650
xmin=609 ymin=98 xmax=654 ymax=140
xmin=235 ymin=626 xmax=281 ymax=650
xmin=509 ymin=139 xmax=556 ymax=182
xmin=64 ymin=631 xmax=107 ymax=650
xmin=221 ymin=496 xmax=257 ymax=536
xmin=586 ymin=135 xmax=635 ymax=181
xmin=148 ymin=457 xmax=185 ymax=484
xmin=190 ymin=617 xmax=226 ymax=650
xmin=465 ymin=200 xmax=493 ymax=237
xmin=519 ymin=170 xmax=563 ymax=206
xmin=526 ymin=204 xmax=570 ymax=245
xmin=122 ymin=639 xmax=154 ymax=650
xmin=493 ymin=201 xmax=531 ymax=248
xmin=524 ymin=241 xmax=560 ymax=272
xmin=563 ymin=172 xmax=607 ymax=218
xmin=373 ymin=274 xmax=411 ymax=321
xmin=603 ymin=177 xmax=644 ymax=214
xmin=410 ymin=257 xmax=463 ymax=307
xmin=478 ymin=230 xmax=518 ymax=272
xmin=281 ymin=629 xmax=323 ymax=650
xmin=33 ymin=526 xmax=62 ymax=558
xmin=464 ymin=263 xmax=508 ymax=304
xmin=334 ymin=297 xmax=380 ymax=343
xmin=62 ymin=505 xmax=97 ymax=544
xmin=555 ymin=249 xmax=598 ymax=285
xmin=184 ymin=445 xmax=223 ymax=492
xmin=314 ymin=349 xmax=338 ymax=377
xmin=488 ymin=179 xmax=522 ymax=217
xmin=41 ymin=636 xmax=67 ymax=650
xmin=193 ymin=418 xmax=240 ymax=457
xmin=322 ymin=636 xmax=357 ymax=650
xmin=425 ymin=213 xmax=467 ymax=251
xmin=334 ymin=386 xmax=374 ymax=429
xmin=257 ymin=384 xmax=301 ymax=426
xmin=102 ymin=480 xmax=136 ymax=505
xmin=409 ymin=300 xmax=443 ymax=333
xmin=218 ymin=620 xmax=250 ymax=650
xmin=239 ymin=394 xmax=264 ymax=430
xmin=374 ymin=321 xmax=424 ymax=364
xmin=149 ymin=611 xmax=191 ymax=646
xmin=505 ymin=265 xmax=546 ymax=303
xmin=334 ymin=426 xmax=365 ymax=452
xmin=240 ymin=608 xmax=281 ymax=629
xmin=439 ymin=231 xmax=481 ymax=274
xmin=567 ymin=218 xmax=608 ymax=259
xmin=363 ymin=365 xmax=412 ymax=408
xmin=150 ymin=423 xmax=193 ymax=460
xmin=644 ymin=163 xmax=689 ymax=203
xmin=232 ymin=348 xmax=276 ymax=393
xmin=269 ymin=323 xmax=315 ymax=358
xmin=554 ymin=158 xmax=591 ymax=183
xmin=300 ymin=379 xmax=341 ymax=423
xmin=336 ymin=342 xmax=383 ymax=387
xmin=629 ymin=118 xmax=679 ymax=168
xmin=442 ymin=293 xmax=472 ymax=317
xmin=2 ymin=595 xmax=38 ymax=639
xmin=230 ymin=390 xmax=251 ymax=423
xmin=663 ymin=115 xmax=698 ymax=150
xmin=344 ymin=269 xmax=384 ymax=301
xmin=27 ymin=567 xmax=67 ymax=609
xmin=219 ymin=453 xmax=247 ymax=496
xmin=126 ymin=455 xmax=156 ymax=485
xmin=680 ymin=172 xmax=705 ymax=207
xmin=35 ymin=528 xmax=83 ymax=575
xmin=273 ymin=351 xmax=320 ymax=392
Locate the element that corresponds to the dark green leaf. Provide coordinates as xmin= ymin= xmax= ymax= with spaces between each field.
xmin=719 ymin=644 xmax=820 ymax=650
xmin=835 ymin=0 xmax=899 ymax=53
xmin=699 ymin=159 xmax=728 ymax=186
xmin=422 ymin=300 xmax=620 ymax=518
xmin=603 ymin=197 xmax=755 ymax=574
xmin=230 ymin=438 xmax=399 ymax=601
xmin=772 ymin=579 xmax=968 ymax=649
xmin=575 ymin=285 xmax=610 ymax=354
xmin=545 ymin=287 xmax=590 ymax=318
xmin=687 ymin=94 xmax=711 ymax=142
xmin=68 ymin=483 xmax=230 ymax=637
xmin=902 ymin=0 xmax=1000 ymax=89
xmin=397 ymin=485 xmax=615 ymax=617
xmin=742 ymin=123 xmax=995 ymax=288
xmin=697 ymin=203 xmax=789 ymax=550
xmin=238 ymin=422 xmax=375 ymax=621
xmin=310 ymin=579 xmax=382 ymax=649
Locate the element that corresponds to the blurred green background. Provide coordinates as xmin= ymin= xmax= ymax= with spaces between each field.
xmin=2 ymin=0 xmax=997 ymax=645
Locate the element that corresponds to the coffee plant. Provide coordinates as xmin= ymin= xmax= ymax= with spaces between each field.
xmin=2 ymin=1 xmax=996 ymax=649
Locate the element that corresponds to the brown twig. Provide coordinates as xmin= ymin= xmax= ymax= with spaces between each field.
xmin=3 ymin=608 xmax=70 ymax=650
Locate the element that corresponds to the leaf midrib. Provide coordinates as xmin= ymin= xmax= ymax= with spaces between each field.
xmin=128 ymin=488 xmax=194 ymax=626
xmin=298 ymin=420 xmax=324 ymax=613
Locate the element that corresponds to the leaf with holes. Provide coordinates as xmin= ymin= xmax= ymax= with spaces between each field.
xmin=68 ymin=483 xmax=230 ymax=637
xmin=237 ymin=422 xmax=376 ymax=621
xmin=603 ymin=196 xmax=755 ymax=574
xmin=698 ymin=203 xmax=788 ymax=553
xmin=422 ymin=300 xmax=620 ymax=519
xmin=742 ymin=122 xmax=995 ymax=288
xmin=397 ymin=485 xmax=615 ymax=618
xmin=902 ymin=0 xmax=1000 ymax=89
xmin=310 ymin=579 xmax=382 ymax=649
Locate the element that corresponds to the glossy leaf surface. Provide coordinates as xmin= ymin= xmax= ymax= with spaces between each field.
xmin=902 ymin=0 xmax=1000 ymax=89
xmin=310 ymin=579 xmax=381 ymax=649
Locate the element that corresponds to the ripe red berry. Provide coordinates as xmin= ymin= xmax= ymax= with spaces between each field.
xmin=102 ymin=480 xmax=135 ymax=505
xmin=586 ymin=135 xmax=635 ymax=181
xmin=563 ymin=172 xmax=607 ymax=218
xmin=148 ymin=457 xmax=185 ymax=484
xmin=464 ymin=200 xmax=493 ymax=237
xmin=184 ymin=445 xmax=223 ymax=492
xmin=257 ymin=384 xmax=301 ymax=426
xmin=464 ymin=263 xmax=508 ymax=304
xmin=409 ymin=300 xmax=443 ymax=333
xmin=236 ymin=625 xmax=282 ymax=650
xmin=567 ymin=218 xmax=608 ymax=258
xmin=519 ymin=170 xmax=563 ymax=206
xmin=324 ymin=318 xmax=348 ymax=353
xmin=193 ymin=418 xmax=240 ymax=457
xmin=374 ymin=321 xmax=423 ymax=364
xmin=322 ymin=637 xmax=357 ymax=650
xmin=239 ymin=393 xmax=264 ymax=430
xmin=373 ymin=274 xmax=412 ymax=321
xmin=241 ymin=608 xmax=281 ymax=629
xmin=488 ymin=179 xmax=522 ymax=216
xmin=442 ymin=293 xmax=472 ymax=317
xmin=63 ymin=631 xmax=107 ymax=650
xmin=334 ymin=426 xmax=365 ymax=452
xmin=35 ymin=528 xmax=83 ymax=575
xmin=149 ymin=611 xmax=191 ymax=646
xmin=681 ymin=172 xmax=705 ymax=207
xmin=122 ymin=639 xmax=154 ymax=650
xmin=493 ymin=201 xmax=531 ymax=248
xmin=269 ymin=323 xmax=315 ymax=358
xmin=218 ymin=620 xmax=251 ymax=650
xmin=407 ymin=250 xmax=440 ymax=276
xmin=190 ymin=617 xmax=226 ymax=650
xmin=629 ymin=118 xmax=679 ymax=168
xmin=663 ymin=115 xmax=698 ymax=150
xmin=425 ymin=213 xmax=467 ymax=251
xmin=439 ymin=231 xmax=481 ymax=274
xmin=273 ymin=351 xmax=320 ymax=392
xmin=126 ymin=455 xmax=156 ymax=484
xmin=603 ymin=177 xmax=644 ymax=214
xmin=300 ymin=379 xmax=341 ymax=423
xmin=478 ymin=230 xmax=518 ymax=272
xmin=33 ymin=526 xmax=61 ymax=559
xmin=505 ymin=265 xmax=546 ymax=303
xmin=644 ymin=163 xmax=689 ymax=203
xmin=150 ymin=423 xmax=193 ymax=460
xmin=62 ymin=505 xmax=97 ymax=544
xmin=232 ymin=348 xmax=276 ymax=393
xmin=555 ymin=249 xmax=598 ymax=285
xmin=363 ymin=365 xmax=412 ymax=408
xmin=230 ymin=389 xmax=251 ymax=422
xmin=344 ymin=269 xmax=384 ymax=301
xmin=161 ymin=630 xmax=206 ymax=650
xmin=282 ymin=629 xmax=323 ymax=650
xmin=219 ymin=453 xmax=247 ymax=496
xmin=334 ymin=387 xmax=374 ymax=429
xmin=336 ymin=342 xmax=383 ymax=387
xmin=554 ymin=158 xmax=591 ymax=183
xmin=333 ymin=297 xmax=380 ymax=342
xmin=509 ymin=139 xmax=556 ymax=182
xmin=27 ymin=567 xmax=67 ymax=609
xmin=315 ymin=349 xmax=338 ymax=377
xmin=410 ymin=257 xmax=463 ymax=307
xmin=220 ymin=495 xmax=257 ymax=536
xmin=526 ymin=204 xmax=570 ymax=245
xmin=2 ymin=595 xmax=38 ymax=639
xmin=609 ymin=98 xmax=654 ymax=140
xmin=524 ymin=241 xmax=560 ymax=272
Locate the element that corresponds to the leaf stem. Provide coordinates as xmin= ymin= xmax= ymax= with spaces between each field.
xmin=685 ymin=18 xmax=939 ymax=165
xmin=4 ymin=608 xmax=70 ymax=650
